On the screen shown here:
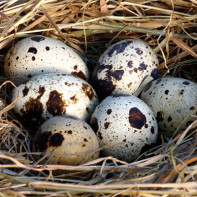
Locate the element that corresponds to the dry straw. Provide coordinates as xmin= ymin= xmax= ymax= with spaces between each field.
xmin=0 ymin=0 xmax=197 ymax=196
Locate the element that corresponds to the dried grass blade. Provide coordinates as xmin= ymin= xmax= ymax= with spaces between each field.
xmin=0 ymin=153 xmax=27 ymax=169
xmin=100 ymin=0 xmax=108 ymax=15
xmin=131 ymin=155 xmax=167 ymax=167
xmin=176 ymin=119 xmax=197 ymax=146
xmin=160 ymin=45 xmax=197 ymax=69
xmin=157 ymin=156 xmax=197 ymax=183
xmin=190 ymin=0 xmax=197 ymax=5
xmin=120 ymin=2 xmax=192 ymax=16
xmin=0 ymin=81 xmax=18 ymax=117
xmin=171 ymin=37 xmax=197 ymax=58
xmin=0 ymin=0 xmax=33 ymax=39
xmin=42 ymin=8 xmax=84 ymax=53
xmin=0 ymin=12 xmax=11 ymax=22
xmin=29 ymin=181 xmax=197 ymax=190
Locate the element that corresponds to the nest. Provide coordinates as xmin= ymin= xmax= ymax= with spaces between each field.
xmin=0 ymin=0 xmax=197 ymax=196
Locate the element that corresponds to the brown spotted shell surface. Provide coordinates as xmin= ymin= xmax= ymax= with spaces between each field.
xmin=92 ymin=39 xmax=159 ymax=99
xmin=90 ymin=95 xmax=158 ymax=162
xmin=11 ymin=73 xmax=99 ymax=127
xmin=34 ymin=116 xmax=99 ymax=165
xmin=5 ymin=35 xmax=89 ymax=85
xmin=141 ymin=77 xmax=197 ymax=136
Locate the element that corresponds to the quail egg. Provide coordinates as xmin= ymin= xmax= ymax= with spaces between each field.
xmin=4 ymin=35 xmax=89 ymax=85
xmin=92 ymin=39 xmax=159 ymax=99
xmin=34 ymin=116 xmax=100 ymax=165
xmin=90 ymin=94 xmax=158 ymax=162
xmin=141 ymin=77 xmax=197 ymax=136
xmin=11 ymin=73 xmax=99 ymax=131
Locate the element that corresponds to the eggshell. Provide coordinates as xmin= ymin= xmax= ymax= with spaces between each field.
xmin=90 ymin=94 xmax=158 ymax=162
xmin=141 ymin=77 xmax=197 ymax=136
xmin=4 ymin=35 xmax=89 ymax=85
xmin=92 ymin=39 xmax=159 ymax=98
xmin=11 ymin=73 xmax=99 ymax=128
xmin=34 ymin=116 xmax=99 ymax=165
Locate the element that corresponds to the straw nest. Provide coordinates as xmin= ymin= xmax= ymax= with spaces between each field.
xmin=0 ymin=0 xmax=197 ymax=196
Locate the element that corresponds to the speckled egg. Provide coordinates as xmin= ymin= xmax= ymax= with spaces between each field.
xmin=11 ymin=73 xmax=99 ymax=130
xmin=90 ymin=94 xmax=158 ymax=162
xmin=92 ymin=39 xmax=159 ymax=98
xmin=141 ymin=77 xmax=197 ymax=136
xmin=4 ymin=35 xmax=89 ymax=85
xmin=34 ymin=116 xmax=100 ymax=165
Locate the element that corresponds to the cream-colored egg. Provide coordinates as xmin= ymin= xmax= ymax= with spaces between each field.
xmin=90 ymin=94 xmax=158 ymax=162
xmin=93 ymin=39 xmax=159 ymax=99
xmin=34 ymin=116 xmax=100 ymax=165
xmin=11 ymin=73 xmax=99 ymax=130
xmin=5 ymin=35 xmax=89 ymax=85
xmin=141 ymin=77 xmax=197 ymax=136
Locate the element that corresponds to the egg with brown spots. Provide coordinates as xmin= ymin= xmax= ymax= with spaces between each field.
xmin=4 ymin=35 xmax=89 ymax=85
xmin=92 ymin=39 xmax=159 ymax=99
xmin=34 ymin=116 xmax=99 ymax=165
xmin=11 ymin=73 xmax=99 ymax=131
xmin=141 ymin=77 xmax=197 ymax=136
xmin=90 ymin=94 xmax=158 ymax=162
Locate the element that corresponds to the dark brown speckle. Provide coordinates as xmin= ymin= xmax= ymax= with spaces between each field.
xmin=21 ymin=98 xmax=44 ymax=122
xmin=22 ymin=86 xmax=29 ymax=97
xmin=128 ymin=61 xmax=133 ymax=68
xmin=111 ymin=70 xmax=124 ymax=80
xmin=151 ymin=126 xmax=155 ymax=134
xmin=107 ymin=109 xmax=112 ymax=115
xmin=49 ymin=133 xmax=64 ymax=147
xmin=180 ymin=89 xmax=184 ymax=95
xmin=82 ymin=83 xmax=95 ymax=101
xmin=97 ymin=131 xmax=103 ymax=140
xmin=31 ymin=36 xmax=45 ymax=42
xmin=67 ymin=130 xmax=72 ymax=134
xmin=129 ymin=107 xmax=146 ymax=129
xmin=37 ymin=86 xmax=45 ymax=99
xmin=165 ymin=90 xmax=169 ymax=95
xmin=107 ymin=40 xmax=132 ymax=57
xmin=138 ymin=63 xmax=147 ymax=71
xmin=45 ymin=46 xmax=50 ymax=51
xmin=104 ymin=122 xmax=110 ymax=129
xmin=71 ymin=71 xmax=86 ymax=80
xmin=70 ymin=95 xmax=78 ymax=103
xmin=135 ymin=48 xmax=143 ymax=55
xmin=183 ymin=81 xmax=190 ymax=85
xmin=28 ymin=47 xmax=37 ymax=54
xmin=46 ymin=90 xmax=65 ymax=115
